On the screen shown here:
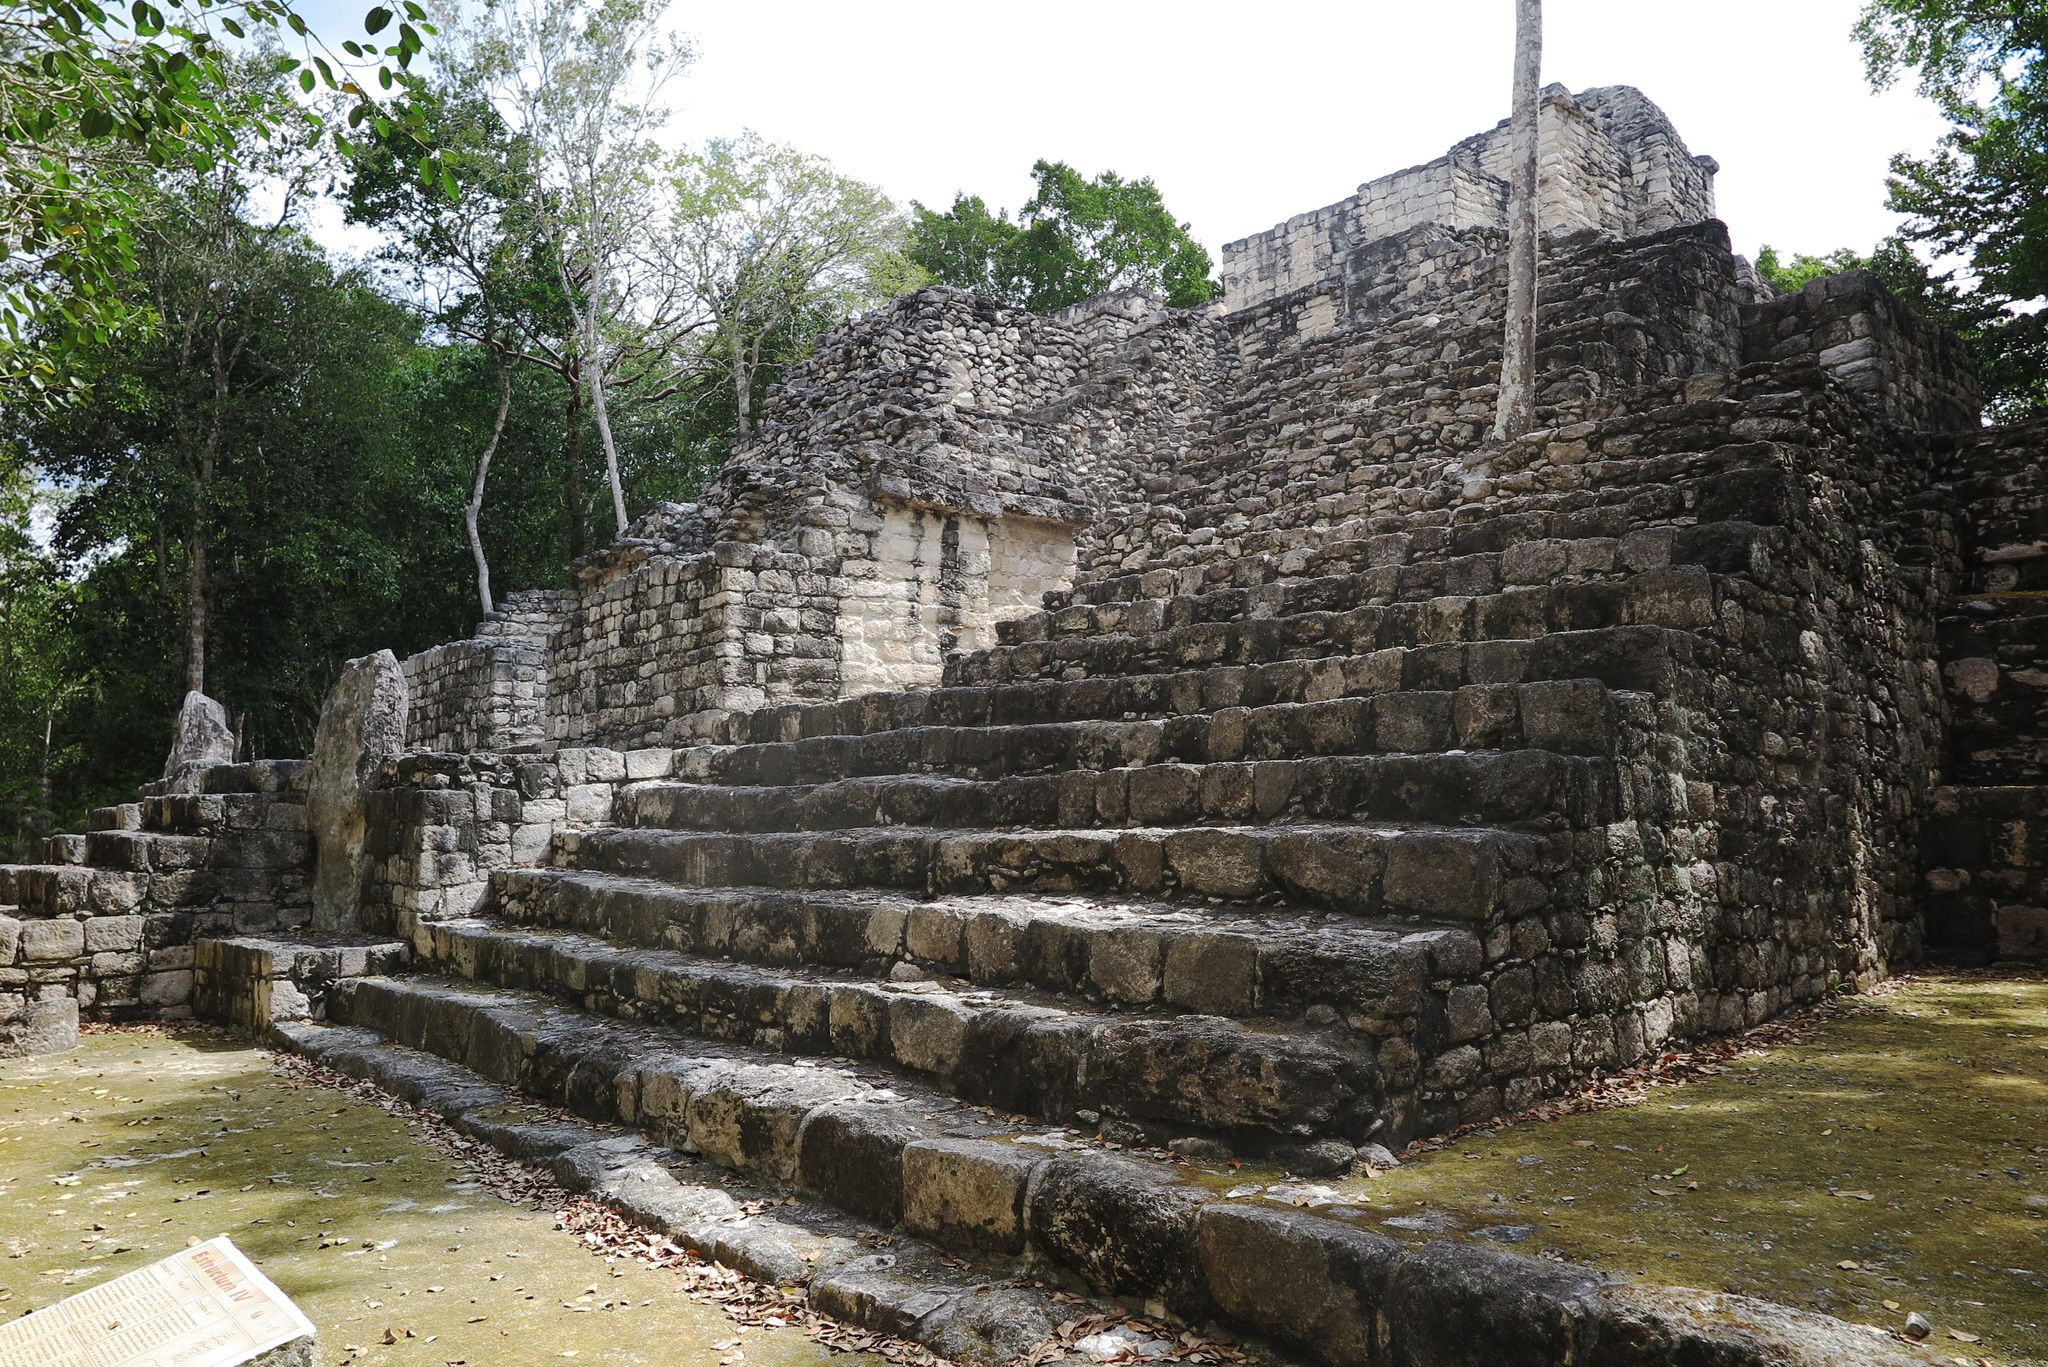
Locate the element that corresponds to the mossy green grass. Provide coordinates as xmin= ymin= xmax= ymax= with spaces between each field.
xmin=0 ymin=1026 xmax=873 ymax=1367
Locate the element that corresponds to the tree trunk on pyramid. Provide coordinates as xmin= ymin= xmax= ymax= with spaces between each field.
xmin=1494 ymin=0 xmax=1542 ymax=441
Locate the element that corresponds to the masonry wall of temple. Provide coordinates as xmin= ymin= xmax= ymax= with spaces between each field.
xmin=1221 ymin=85 xmax=1720 ymax=310
xmin=3 ymin=84 xmax=2038 ymax=1367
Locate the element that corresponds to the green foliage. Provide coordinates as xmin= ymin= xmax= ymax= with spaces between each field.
xmin=666 ymin=132 xmax=921 ymax=433
xmin=0 ymin=0 xmax=446 ymax=401
xmin=1855 ymin=0 xmax=2048 ymax=420
xmin=1755 ymin=245 xmax=1869 ymax=294
xmin=0 ymin=471 xmax=79 ymax=851
xmin=909 ymin=161 xmax=1217 ymax=314
xmin=0 ymin=0 xmax=931 ymax=846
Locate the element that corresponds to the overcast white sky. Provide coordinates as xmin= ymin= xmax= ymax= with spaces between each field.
xmin=300 ymin=0 xmax=1951 ymax=267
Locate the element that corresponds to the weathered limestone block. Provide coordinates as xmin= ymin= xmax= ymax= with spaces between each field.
xmin=161 ymin=690 xmax=236 ymax=790
xmin=21 ymin=917 xmax=85 ymax=961
xmin=308 ymin=650 xmax=408 ymax=934
xmin=0 ymin=995 xmax=79 ymax=1057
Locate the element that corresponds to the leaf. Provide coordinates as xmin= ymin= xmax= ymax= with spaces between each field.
xmin=1831 ymin=1189 xmax=1876 ymax=1201
xmin=298 ymin=68 xmax=315 ymax=92
xmin=1947 ymin=1330 xmax=1981 ymax=1343
xmin=364 ymin=4 xmax=390 ymax=31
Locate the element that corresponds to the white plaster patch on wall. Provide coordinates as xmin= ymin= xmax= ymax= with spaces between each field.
xmin=838 ymin=503 xmax=958 ymax=696
xmin=985 ymin=515 xmax=1079 ymax=629
xmin=838 ymin=503 xmax=1079 ymax=697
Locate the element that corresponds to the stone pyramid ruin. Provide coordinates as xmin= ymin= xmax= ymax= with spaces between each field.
xmin=5 ymin=84 xmax=2035 ymax=1366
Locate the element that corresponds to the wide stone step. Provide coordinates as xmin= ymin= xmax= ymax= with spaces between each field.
xmin=296 ymin=984 xmax=1947 ymax=1367
xmin=33 ymin=834 xmax=86 ymax=865
xmin=136 ymin=758 xmax=308 ymax=799
xmin=566 ymin=822 xmax=1566 ymax=924
xmin=490 ymin=869 xmax=1472 ymax=1023
xmin=1077 ymin=452 xmax=1797 ymax=597
xmin=0 ymin=863 xmax=154 ymax=918
xmin=88 ymin=803 xmax=143 ymax=832
xmin=706 ymin=680 xmax=1624 ymax=787
xmin=729 ymin=626 xmax=1692 ymax=746
xmin=140 ymin=791 xmax=310 ymax=837
xmin=274 ymin=1019 xmax=1092 ymax=1367
xmin=81 ymin=830 xmax=212 ymax=872
xmin=975 ymin=567 xmax=1720 ymax=674
xmin=1048 ymin=518 xmax=1772 ymax=612
xmin=78 ymin=825 xmax=307 ymax=874
xmin=635 ymin=750 xmax=1615 ymax=835
xmin=423 ymin=917 xmax=1390 ymax=1144
xmin=946 ymin=580 xmax=1715 ymax=687
xmin=1020 ymin=524 xmax=1767 ymax=636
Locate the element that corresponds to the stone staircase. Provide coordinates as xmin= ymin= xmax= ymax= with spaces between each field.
xmin=268 ymin=422 xmax=1938 ymax=1363
xmin=4 ymin=352 xmax=1961 ymax=1363
xmin=0 ymin=761 xmax=313 ymax=1016
xmin=4 ymin=88 xmax=2009 ymax=1361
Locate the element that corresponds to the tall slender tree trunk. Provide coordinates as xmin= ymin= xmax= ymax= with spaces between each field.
xmin=36 ymin=706 xmax=55 ymax=841
xmin=468 ymin=347 xmax=513 ymax=617
xmin=185 ymin=524 xmax=209 ymax=695
xmin=732 ymin=329 xmax=753 ymax=437
xmin=187 ymin=334 xmax=229 ymax=697
xmin=1493 ymin=0 xmax=1543 ymax=442
xmin=585 ymin=334 xmax=630 ymax=538
xmin=558 ymin=257 xmax=629 ymax=540
xmin=563 ymin=360 xmax=588 ymax=564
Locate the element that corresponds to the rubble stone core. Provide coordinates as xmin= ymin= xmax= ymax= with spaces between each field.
xmin=3 ymin=86 xmax=2031 ymax=1367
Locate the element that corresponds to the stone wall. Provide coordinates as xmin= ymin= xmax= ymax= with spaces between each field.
xmin=403 ymin=638 xmax=546 ymax=753
xmin=0 ymin=765 xmax=312 ymax=1020
xmin=1742 ymin=269 xmax=1982 ymax=434
xmin=1072 ymin=221 xmax=1756 ymax=587
xmin=397 ymin=284 xmax=1236 ymax=751
xmin=1922 ymin=420 xmax=2048 ymax=960
xmin=1222 ymin=85 xmax=1719 ymax=310
xmin=359 ymin=745 xmax=690 ymax=945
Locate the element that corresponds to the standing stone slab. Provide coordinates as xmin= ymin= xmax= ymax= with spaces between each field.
xmin=163 ymin=689 xmax=237 ymax=791
xmin=0 ymin=996 xmax=79 ymax=1057
xmin=308 ymin=650 xmax=408 ymax=934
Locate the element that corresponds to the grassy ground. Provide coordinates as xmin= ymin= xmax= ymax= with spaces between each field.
xmin=0 ymin=1027 xmax=873 ymax=1367
xmin=1191 ymin=971 xmax=2048 ymax=1365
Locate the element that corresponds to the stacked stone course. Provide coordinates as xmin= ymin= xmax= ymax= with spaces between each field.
xmin=0 ymin=762 xmax=313 ymax=1019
